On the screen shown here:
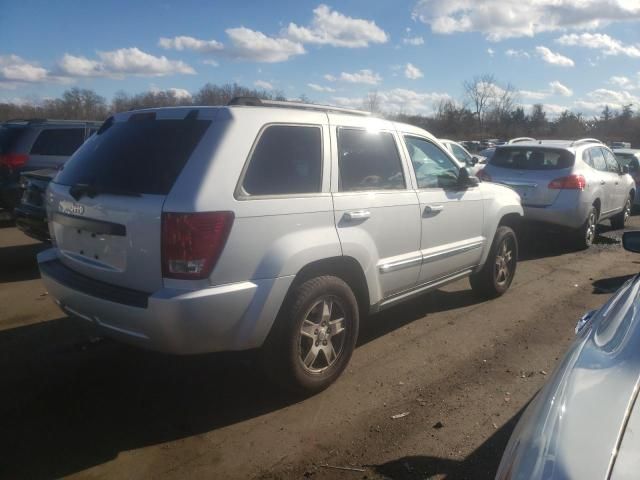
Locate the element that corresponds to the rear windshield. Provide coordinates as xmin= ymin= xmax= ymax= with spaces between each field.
xmin=0 ymin=125 xmax=26 ymax=153
xmin=54 ymin=117 xmax=211 ymax=195
xmin=490 ymin=147 xmax=574 ymax=170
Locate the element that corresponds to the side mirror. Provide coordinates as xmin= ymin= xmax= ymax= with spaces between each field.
xmin=458 ymin=167 xmax=480 ymax=188
xmin=622 ymin=231 xmax=640 ymax=253
xmin=622 ymin=165 xmax=630 ymax=174
xmin=471 ymin=156 xmax=479 ymax=165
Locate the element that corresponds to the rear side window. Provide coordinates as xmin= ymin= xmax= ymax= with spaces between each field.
xmin=491 ymin=147 xmax=574 ymax=170
xmin=242 ymin=125 xmax=322 ymax=196
xmin=54 ymin=118 xmax=211 ymax=195
xmin=0 ymin=125 xmax=26 ymax=153
xmin=588 ymin=148 xmax=607 ymax=172
xmin=603 ymin=149 xmax=621 ymax=173
xmin=30 ymin=128 xmax=85 ymax=156
xmin=338 ymin=128 xmax=405 ymax=191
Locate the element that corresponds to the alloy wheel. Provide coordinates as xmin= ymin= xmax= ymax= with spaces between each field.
xmin=494 ymin=237 xmax=515 ymax=287
xmin=585 ymin=212 xmax=596 ymax=246
xmin=298 ymin=296 xmax=347 ymax=374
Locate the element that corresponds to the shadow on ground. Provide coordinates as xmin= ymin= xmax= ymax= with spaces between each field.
xmin=0 ymin=242 xmax=47 ymax=283
xmin=373 ymin=405 xmax=527 ymax=480
xmin=592 ymin=274 xmax=637 ymax=294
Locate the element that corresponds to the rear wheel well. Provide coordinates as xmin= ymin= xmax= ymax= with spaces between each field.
xmin=630 ymin=189 xmax=635 ymax=201
xmin=593 ymin=198 xmax=601 ymax=216
xmin=289 ymin=257 xmax=370 ymax=317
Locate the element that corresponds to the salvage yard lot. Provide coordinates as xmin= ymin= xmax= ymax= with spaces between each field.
xmin=1 ymin=220 xmax=639 ymax=479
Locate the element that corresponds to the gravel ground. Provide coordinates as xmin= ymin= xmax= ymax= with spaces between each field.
xmin=0 ymin=217 xmax=639 ymax=479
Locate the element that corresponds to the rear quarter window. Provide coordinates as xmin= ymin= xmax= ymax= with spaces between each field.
xmin=54 ymin=117 xmax=211 ymax=195
xmin=241 ymin=124 xmax=322 ymax=196
xmin=30 ymin=128 xmax=85 ymax=156
xmin=491 ymin=147 xmax=574 ymax=170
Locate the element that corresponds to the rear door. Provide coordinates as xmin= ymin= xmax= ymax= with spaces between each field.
xmin=587 ymin=147 xmax=615 ymax=215
xmin=401 ymin=135 xmax=484 ymax=283
xmin=29 ymin=127 xmax=85 ymax=169
xmin=330 ymin=116 xmax=421 ymax=299
xmin=603 ymin=147 xmax=626 ymax=210
xmin=48 ymin=109 xmax=214 ymax=293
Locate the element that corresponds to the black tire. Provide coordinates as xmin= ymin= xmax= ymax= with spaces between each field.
xmin=262 ymin=275 xmax=359 ymax=395
xmin=470 ymin=226 xmax=518 ymax=299
xmin=574 ymin=206 xmax=598 ymax=250
xmin=611 ymin=195 xmax=632 ymax=230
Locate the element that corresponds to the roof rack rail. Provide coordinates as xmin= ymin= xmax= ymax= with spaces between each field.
xmin=507 ymin=137 xmax=536 ymax=144
xmin=570 ymin=138 xmax=602 ymax=146
xmin=227 ymin=96 xmax=371 ymax=117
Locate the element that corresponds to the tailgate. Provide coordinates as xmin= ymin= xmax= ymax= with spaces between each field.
xmin=489 ymin=166 xmax=569 ymax=206
xmin=49 ymin=182 xmax=165 ymax=292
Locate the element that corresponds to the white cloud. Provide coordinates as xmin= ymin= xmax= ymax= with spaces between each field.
xmin=225 ymin=27 xmax=305 ymax=63
xmin=519 ymin=81 xmax=573 ymax=100
xmin=505 ymin=49 xmax=530 ymax=58
xmin=333 ymin=88 xmax=451 ymax=115
xmin=202 ymin=59 xmax=219 ymax=67
xmin=609 ymin=75 xmax=637 ymax=89
xmin=167 ymin=87 xmax=192 ymax=99
xmin=158 ymin=35 xmax=223 ymax=52
xmin=404 ymin=63 xmax=423 ymax=80
xmin=58 ymin=48 xmax=196 ymax=78
xmin=535 ymin=46 xmax=575 ymax=67
xmin=325 ymin=69 xmax=382 ymax=85
xmin=403 ymin=36 xmax=425 ymax=46
xmin=556 ymin=33 xmax=640 ymax=57
xmin=549 ymin=80 xmax=573 ymax=97
xmin=307 ymin=83 xmax=336 ymax=92
xmin=254 ymin=80 xmax=274 ymax=90
xmin=0 ymin=55 xmax=48 ymax=85
xmin=586 ymin=88 xmax=638 ymax=105
xmin=412 ymin=0 xmax=640 ymax=41
xmin=487 ymin=48 xmax=495 ymax=57
xmin=285 ymin=4 xmax=388 ymax=48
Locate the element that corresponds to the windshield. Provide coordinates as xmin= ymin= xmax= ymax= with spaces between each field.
xmin=491 ymin=147 xmax=574 ymax=170
xmin=54 ymin=117 xmax=211 ymax=195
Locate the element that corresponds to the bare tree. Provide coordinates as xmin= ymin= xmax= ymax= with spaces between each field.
xmin=463 ymin=74 xmax=496 ymax=130
xmin=363 ymin=90 xmax=381 ymax=113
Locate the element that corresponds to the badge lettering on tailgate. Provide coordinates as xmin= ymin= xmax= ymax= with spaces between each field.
xmin=58 ymin=200 xmax=85 ymax=216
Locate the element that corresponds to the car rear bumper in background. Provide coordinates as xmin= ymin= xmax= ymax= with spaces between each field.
xmin=37 ymin=249 xmax=293 ymax=354
xmin=14 ymin=204 xmax=50 ymax=242
xmin=521 ymin=190 xmax=589 ymax=229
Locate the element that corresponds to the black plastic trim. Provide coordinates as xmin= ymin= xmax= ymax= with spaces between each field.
xmin=40 ymin=259 xmax=150 ymax=308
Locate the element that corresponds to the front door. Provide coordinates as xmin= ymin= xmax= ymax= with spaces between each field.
xmin=401 ymin=135 xmax=485 ymax=284
xmin=330 ymin=123 xmax=422 ymax=300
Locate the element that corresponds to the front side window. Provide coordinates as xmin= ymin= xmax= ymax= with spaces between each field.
xmin=405 ymin=136 xmax=459 ymax=189
xmin=337 ymin=128 xmax=405 ymax=191
xmin=603 ymin=149 xmax=621 ymax=173
xmin=30 ymin=128 xmax=85 ymax=156
xmin=450 ymin=143 xmax=471 ymax=164
xmin=242 ymin=125 xmax=322 ymax=196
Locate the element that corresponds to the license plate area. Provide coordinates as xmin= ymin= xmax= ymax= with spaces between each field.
xmin=56 ymin=224 xmax=127 ymax=271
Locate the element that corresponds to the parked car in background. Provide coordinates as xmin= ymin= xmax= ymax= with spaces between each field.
xmin=497 ymin=230 xmax=640 ymax=480
xmin=478 ymin=147 xmax=496 ymax=162
xmin=439 ymin=138 xmax=485 ymax=175
xmin=614 ymin=149 xmax=640 ymax=206
xmin=38 ymin=98 xmax=523 ymax=394
xmin=14 ymin=168 xmax=57 ymax=242
xmin=477 ymin=138 xmax=635 ymax=249
xmin=611 ymin=141 xmax=632 ymax=149
xmin=0 ymin=119 xmax=101 ymax=219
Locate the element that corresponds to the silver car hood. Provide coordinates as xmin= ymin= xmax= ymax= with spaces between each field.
xmin=497 ymin=274 xmax=640 ymax=480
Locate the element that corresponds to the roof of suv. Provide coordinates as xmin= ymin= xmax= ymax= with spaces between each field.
xmin=2 ymin=118 xmax=103 ymax=126
xmin=498 ymin=138 xmax=605 ymax=152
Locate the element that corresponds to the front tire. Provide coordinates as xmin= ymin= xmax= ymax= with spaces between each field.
xmin=262 ymin=276 xmax=359 ymax=395
xmin=611 ymin=196 xmax=631 ymax=230
xmin=470 ymin=226 xmax=518 ymax=299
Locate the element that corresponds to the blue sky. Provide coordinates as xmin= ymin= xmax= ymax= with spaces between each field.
xmin=1 ymin=0 xmax=640 ymax=116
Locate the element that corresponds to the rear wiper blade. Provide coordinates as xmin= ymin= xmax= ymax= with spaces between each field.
xmin=69 ymin=183 xmax=141 ymax=201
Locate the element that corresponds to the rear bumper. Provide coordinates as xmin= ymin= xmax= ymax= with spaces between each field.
xmin=521 ymin=191 xmax=590 ymax=229
xmin=14 ymin=204 xmax=50 ymax=242
xmin=38 ymin=249 xmax=293 ymax=354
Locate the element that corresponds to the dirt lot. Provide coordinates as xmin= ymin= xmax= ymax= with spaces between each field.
xmin=1 ymin=218 xmax=639 ymax=480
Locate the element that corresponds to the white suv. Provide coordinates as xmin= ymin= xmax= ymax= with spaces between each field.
xmin=38 ymin=98 xmax=523 ymax=393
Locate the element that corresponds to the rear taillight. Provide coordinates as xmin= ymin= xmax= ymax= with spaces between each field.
xmin=0 ymin=153 xmax=28 ymax=169
xmin=548 ymin=174 xmax=586 ymax=190
xmin=161 ymin=212 xmax=234 ymax=280
xmin=476 ymin=168 xmax=491 ymax=182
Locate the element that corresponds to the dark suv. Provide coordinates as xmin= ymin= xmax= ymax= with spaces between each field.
xmin=0 ymin=119 xmax=102 ymax=220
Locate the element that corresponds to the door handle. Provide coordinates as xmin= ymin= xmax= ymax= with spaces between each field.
xmin=424 ymin=204 xmax=444 ymax=214
xmin=344 ymin=210 xmax=370 ymax=221
xmin=600 ymin=180 xmax=606 ymax=185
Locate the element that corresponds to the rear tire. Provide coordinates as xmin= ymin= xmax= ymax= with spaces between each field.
xmin=470 ymin=226 xmax=518 ymax=299
xmin=574 ymin=206 xmax=598 ymax=250
xmin=611 ymin=196 xmax=631 ymax=230
xmin=262 ymin=275 xmax=359 ymax=395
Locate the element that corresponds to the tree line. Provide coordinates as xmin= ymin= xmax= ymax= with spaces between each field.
xmin=1 ymin=76 xmax=638 ymax=147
